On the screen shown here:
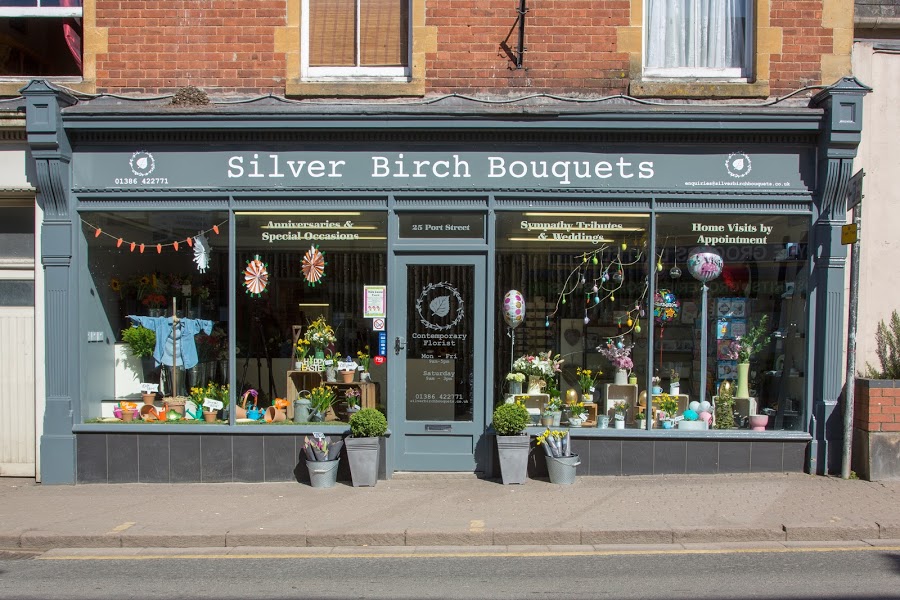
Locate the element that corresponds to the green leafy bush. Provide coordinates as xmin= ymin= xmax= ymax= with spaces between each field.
xmin=349 ymin=408 xmax=388 ymax=438
xmin=121 ymin=326 xmax=156 ymax=358
xmin=714 ymin=384 xmax=735 ymax=429
xmin=492 ymin=401 xmax=530 ymax=436
xmin=866 ymin=310 xmax=900 ymax=379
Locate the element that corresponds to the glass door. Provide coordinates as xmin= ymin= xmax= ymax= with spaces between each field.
xmin=391 ymin=255 xmax=486 ymax=471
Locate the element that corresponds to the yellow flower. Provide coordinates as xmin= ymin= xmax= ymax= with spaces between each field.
xmin=110 ymin=278 xmax=121 ymax=292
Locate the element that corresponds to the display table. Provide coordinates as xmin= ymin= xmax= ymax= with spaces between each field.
xmin=286 ymin=370 xmax=378 ymax=420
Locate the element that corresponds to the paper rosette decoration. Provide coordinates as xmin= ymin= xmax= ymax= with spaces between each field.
xmin=686 ymin=246 xmax=724 ymax=283
xmin=502 ymin=289 xmax=526 ymax=329
xmin=243 ymin=256 xmax=269 ymax=297
xmin=192 ymin=233 xmax=210 ymax=273
xmin=653 ymin=289 xmax=681 ymax=325
xmin=301 ymin=245 xmax=326 ymax=287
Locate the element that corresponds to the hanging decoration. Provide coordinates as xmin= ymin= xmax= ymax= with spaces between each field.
xmin=301 ymin=245 xmax=327 ymax=287
xmin=243 ymin=255 xmax=269 ymax=297
xmin=654 ymin=288 xmax=681 ymax=366
xmin=686 ymin=246 xmax=724 ymax=283
xmin=502 ymin=289 xmax=526 ymax=329
xmin=192 ymin=233 xmax=211 ymax=273
xmin=82 ymin=218 xmax=226 ymax=255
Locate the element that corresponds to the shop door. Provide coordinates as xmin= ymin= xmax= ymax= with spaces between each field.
xmin=392 ymin=255 xmax=486 ymax=472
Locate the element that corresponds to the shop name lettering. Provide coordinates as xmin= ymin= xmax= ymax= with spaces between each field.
xmin=692 ymin=222 xmax=773 ymax=245
xmin=226 ymin=153 xmax=655 ymax=185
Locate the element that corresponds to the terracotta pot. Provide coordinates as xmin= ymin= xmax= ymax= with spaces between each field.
xmin=167 ymin=400 xmax=186 ymax=415
xmin=139 ymin=405 xmax=159 ymax=421
xmin=340 ymin=370 xmax=355 ymax=383
xmin=202 ymin=411 xmax=217 ymax=423
xmin=265 ymin=406 xmax=286 ymax=422
xmin=235 ymin=405 xmax=247 ymax=419
xmin=120 ymin=409 xmax=135 ymax=422
xmin=141 ymin=393 xmax=156 ymax=405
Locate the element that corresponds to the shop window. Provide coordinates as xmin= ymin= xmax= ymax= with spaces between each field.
xmin=653 ymin=213 xmax=809 ymax=432
xmin=644 ymin=0 xmax=750 ymax=79
xmin=0 ymin=0 xmax=83 ymax=78
xmin=495 ymin=212 xmax=652 ymax=427
xmin=82 ymin=211 xmax=229 ymax=424
xmin=234 ymin=211 xmax=387 ymax=425
xmin=302 ymin=0 xmax=409 ymax=81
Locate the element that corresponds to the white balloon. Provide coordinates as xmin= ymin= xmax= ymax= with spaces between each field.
xmin=689 ymin=401 xmax=700 ymax=413
xmin=502 ymin=290 xmax=526 ymax=329
xmin=699 ymin=400 xmax=712 ymax=413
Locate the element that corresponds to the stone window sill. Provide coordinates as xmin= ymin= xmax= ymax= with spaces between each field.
xmin=629 ymin=79 xmax=770 ymax=99
xmin=286 ymin=80 xmax=424 ymax=98
xmin=0 ymin=79 xmax=95 ymax=97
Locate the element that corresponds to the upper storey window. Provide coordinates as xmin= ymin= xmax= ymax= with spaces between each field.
xmin=302 ymin=0 xmax=409 ymax=81
xmin=0 ymin=0 xmax=82 ymax=78
xmin=644 ymin=0 xmax=750 ymax=79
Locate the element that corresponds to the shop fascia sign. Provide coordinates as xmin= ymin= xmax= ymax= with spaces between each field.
xmin=79 ymin=147 xmax=814 ymax=192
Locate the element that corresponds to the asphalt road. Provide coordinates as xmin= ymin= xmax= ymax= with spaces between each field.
xmin=1 ymin=545 xmax=899 ymax=600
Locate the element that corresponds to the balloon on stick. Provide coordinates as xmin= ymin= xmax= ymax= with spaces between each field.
xmin=503 ymin=290 xmax=525 ymax=372
xmin=686 ymin=246 xmax=724 ymax=407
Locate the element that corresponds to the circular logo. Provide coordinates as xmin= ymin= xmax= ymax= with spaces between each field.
xmin=130 ymin=151 xmax=156 ymax=177
xmin=725 ymin=152 xmax=751 ymax=178
xmin=416 ymin=281 xmax=465 ymax=331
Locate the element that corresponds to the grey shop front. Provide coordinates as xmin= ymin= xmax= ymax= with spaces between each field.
xmin=22 ymin=79 xmax=869 ymax=484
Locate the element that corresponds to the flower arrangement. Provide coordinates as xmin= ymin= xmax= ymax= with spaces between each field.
xmin=506 ymin=372 xmax=526 ymax=383
xmin=356 ymin=347 xmax=371 ymax=371
xmin=535 ymin=428 xmax=572 ymax=458
xmin=302 ymin=435 xmax=342 ymax=462
xmin=308 ymin=384 xmax=337 ymax=415
xmin=295 ymin=338 xmax=310 ymax=361
xmin=669 ymin=369 xmax=680 ymax=383
xmin=613 ymin=400 xmax=629 ymax=416
xmin=656 ymin=392 xmax=678 ymax=419
xmin=568 ymin=400 xmax=587 ymax=420
xmin=724 ymin=315 xmax=770 ymax=363
xmin=544 ymin=396 xmax=562 ymax=413
xmin=597 ymin=340 xmax=634 ymax=372
xmin=345 ymin=386 xmax=361 ymax=408
xmin=512 ymin=351 xmax=563 ymax=378
xmin=142 ymin=293 xmax=167 ymax=309
xmin=304 ymin=316 xmax=336 ymax=349
xmin=576 ymin=367 xmax=599 ymax=393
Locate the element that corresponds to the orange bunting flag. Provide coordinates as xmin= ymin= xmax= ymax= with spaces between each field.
xmin=156 ymin=244 xmax=162 ymax=254
xmin=116 ymin=238 xmax=123 ymax=248
xmin=173 ymin=241 xmax=179 ymax=251
xmin=94 ymin=228 xmax=102 ymax=238
xmin=186 ymin=237 xmax=193 ymax=247
xmin=212 ymin=225 xmax=219 ymax=235
xmin=140 ymin=244 xmax=145 ymax=253
xmin=130 ymin=242 xmax=136 ymax=252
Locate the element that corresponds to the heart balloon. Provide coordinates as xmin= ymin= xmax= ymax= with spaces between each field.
xmin=502 ymin=289 xmax=526 ymax=329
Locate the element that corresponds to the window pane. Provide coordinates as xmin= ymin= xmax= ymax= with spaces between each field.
xmin=0 ymin=280 xmax=34 ymax=306
xmin=0 ymin=206 xmax=34 ymax=260
xmin=646 ymin=0 xmax=746 ymax=70
xmin=654 ymin=213 xmax=809 ymax=432
xmin=0 ymin=17 xmax=82 ymax=76
xmin=83 ymin=212 xmax=229 ymax=423
xmin=0 ymin=1 xmax=83 ymax=6
xmin=309 ymin=0 xmax=356 ymax=67
xmin=360 ymin=0 xmax=408 ymax=67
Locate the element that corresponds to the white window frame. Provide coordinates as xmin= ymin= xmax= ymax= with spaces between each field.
xmin=642 ymin=0 xmax=753 ymax=80
xmin=300 ymin=0 xmax=411 ymax=82
xmin=0 ymin=2 xmax=82 ymax=18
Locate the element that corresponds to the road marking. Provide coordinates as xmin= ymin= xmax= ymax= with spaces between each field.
xmin=37 ymin=545 xmax=900 ymax=561
xmin=107 ymin=522 xmax=136 ymax=534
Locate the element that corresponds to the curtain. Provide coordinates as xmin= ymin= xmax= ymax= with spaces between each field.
xmin=645 ymin=0 xmax=746 ymax=70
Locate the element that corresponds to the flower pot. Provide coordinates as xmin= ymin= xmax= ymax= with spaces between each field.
xmin=306 ymin=458 xmax=340 ymax=488
xmin=340 ymin=370 xmax=355 ymax=383
xmin=140 ymin=405 xmax=159 ymax=421
xmin=597 ymin=415 xmax=610 ymax=428
xmin=670 ymin=384 xmax=680 ymax=396
xmin=508 ymin=380 xmax=523 ymax=395
xmin=540 ymin=414 xmax=554 ymax=427
xmin=568 ymin=416 xmax=583 ymax=428
xmin=360 ymin=371 xmax=371 ymax=382
xmin=141 ymin=393 xmax=156 ymax=405
xmin=614 ymin=418 xmax=625 ymax=429
xmin=736 ymin=362 xmax=750 ymax=398
xmin=264 ymin=406 xmax=286 ymax=423
xmin=614 ymin=369 xmax=628 ymax=385
xmin=749 ymin=414 xmax=769 ymax=431
xmin=628 ymin=375 xmax=638 ymax=385
xmin=496 ymin=435 xmax=530 ymax=485
xmin=527 ymin=376 xmax=544 ymax=394
xmin=548 ymin=410 xmax=561 ymax=427
xmin=167 ymin=399 xmax=186 ymax=415
xmin=119 ymin=408 xmax=135 ymax=422
xmin=234 ymin=405 xmax=247 ymax=419
xmin=346 ymin=437 xmax=380 ymax=487
xmin=546 ymin=453 xmax=580 ymax=485
xmin=202 ymin=410 xmax=217 ymax=423
xmin=678 ymin=420 xmax=707 ymax=430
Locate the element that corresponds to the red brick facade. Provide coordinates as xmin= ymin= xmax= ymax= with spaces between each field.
xmin=854 ymin=379 xmax=900 ymax=433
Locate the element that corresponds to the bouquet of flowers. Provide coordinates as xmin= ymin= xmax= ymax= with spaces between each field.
xmin=356 ymin=347 xmax=371 ymax=371
xmin=613 ymin=400 xmax=629 ymax=416
xmin=309 ymin=384 xmax=337 ymax=415
xmin=656 ymin=392 xmax=678 ymax=419
xmin=535 ymin=429 xmax=572 ymax=458
xmin=506 ymin=372 xmax=525 ymax=383
xmin=576 ymin=367 xmax=598 ymax=393
xmin=142 ymin=293 xmax=167 ymax=310
xmin=295 ymin=337 xmax=310 ymax=361
xmin=597 ymin=339 xmax=634 ymax=371
xmin=304 ymin=316 xmax=336 ymax=349
xmin=344 ymin=386 xmax=361 ymax=408
xmin=724 ymin=315 xmax=770 ymax=363
xmin=568 ymin=400 xmax=587 ymax=420
xmin=512 ymin=351 xmax=563 ymax=378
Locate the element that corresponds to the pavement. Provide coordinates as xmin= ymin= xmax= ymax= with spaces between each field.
xmin=1 ymin=473 xmax=899 ymax=552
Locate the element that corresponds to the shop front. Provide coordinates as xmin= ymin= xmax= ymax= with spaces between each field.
xmin=22 ymin=79 xmax=869 ymax=484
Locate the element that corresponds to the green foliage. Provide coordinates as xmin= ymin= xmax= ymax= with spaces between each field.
xmin=121 ymin=326 xmax=156 ymax=358
xmin=865 ymin=310 xmax=900 ymax=379
xmin=492 ymin=401 xmax=530 ymax=435
xmin=714 ymin=386 xmax=735 ymax=429
xmin=349 ymin=407 xmax=388 ymax=438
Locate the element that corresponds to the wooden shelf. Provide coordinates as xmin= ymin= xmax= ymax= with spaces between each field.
xmin=286 ymin=370 xmax=378 ymax=420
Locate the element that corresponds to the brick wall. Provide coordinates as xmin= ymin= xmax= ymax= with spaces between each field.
xmin=854 ymin=379 xmax=900 ymax=433
xmin=769 ymin=0 xmax=835 ymax=95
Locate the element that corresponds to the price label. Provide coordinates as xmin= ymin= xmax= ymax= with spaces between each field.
xmin=202 ymin=398 xmax=224 ymax=410
xmin=313 ymin=432 xmax=325 ymax=439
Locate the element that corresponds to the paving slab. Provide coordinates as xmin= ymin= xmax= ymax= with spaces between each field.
xmin=405 ymin=529 xmax=493 ymax=546
xmin=783 ymin=524 xmax=880 ymax=542
xmin=305 ymin=532 xmax=406 ymax=547
xmin=672 ymin=526 xmax=785 ymax=543
xmin=120 ymin=534 xmax=226 ymax=548
xmin=225 ymin=532 xmax=307 ymax=547
xmin=582 ymin=529 xmax=674 ymax=545
xmin=492 ymin=529 xmax=580 ymax=546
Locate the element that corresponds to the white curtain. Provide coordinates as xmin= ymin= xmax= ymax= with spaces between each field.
xmin=646 ymin=0 xmax=746 ymax=70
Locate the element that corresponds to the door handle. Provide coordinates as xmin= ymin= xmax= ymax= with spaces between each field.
xmin=394 ymin=336 xmax=406 ymax=355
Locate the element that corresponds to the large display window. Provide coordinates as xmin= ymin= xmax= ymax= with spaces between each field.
xmin=82 ymin=210 xmax=229 ymax=422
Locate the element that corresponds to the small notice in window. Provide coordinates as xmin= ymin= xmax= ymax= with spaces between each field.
xmin=364 ymin=285 xmax=386 ymax=318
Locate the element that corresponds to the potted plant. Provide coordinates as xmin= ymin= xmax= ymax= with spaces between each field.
xmin=356 ymin=347 xmax=372 ymax=381
xmin=536 ymin=428 xmax=579 ymax=485
xmin=346 ymin=407 xmax=388 ymax=487
xmin=492 ymin=400 xmax=531 ymax=484
xmin=669 ymin=369 xmax=680 ymax=395
xmin=294 ymin=337 xmax=310 ymax=369
xmin=302 ymin=434 xmax=344 ymax=488
xmin=512 ymin=351 xmax=563 ymax=394
xmin=544 ymin=396 xmax=562 ymax=426
xmin=651 ymin=374 xmax=663 ymax=394
xmin=121 ymin=325 xmax=157 ymax=386
xmin=324 ymin=350 xmax=340 ymax=382
xmin=567 ymin=400 xmax=586 ymax=427
xmin=612 ymin=400 xmax=629 ymax=429
xmin=308 ymin=384 xmax=336 ymax=421
xmin=575 ymin=367 xmax=598 ymax=403
xmin=723 ymin=315 xmax=770 ymax=398
xmin=657 ymin=392 xmax=679 ymax=429
xmin=344 ymin=387 xmax=361 ymax=414
xmin=598 ymin=340 xmax=634 ymax=385
xmin=714 ymin=382 xmax=736 ymax=429
xmin=635 ymin=410 xmax=647 ymax=429
xmin=304 ymin=315 xmax=336 ymax=359
xmin=506 ymin=372 xmax=525 ymax=395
